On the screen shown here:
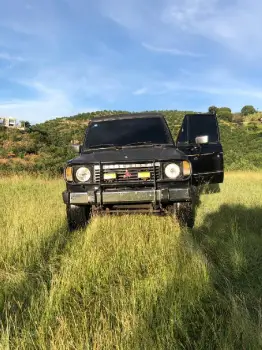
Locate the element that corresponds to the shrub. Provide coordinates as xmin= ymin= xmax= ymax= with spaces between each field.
xmin=217 ymin=108 xmax=233 ymax=122
xmin=232 ymin=114 xmax=244 ymax=124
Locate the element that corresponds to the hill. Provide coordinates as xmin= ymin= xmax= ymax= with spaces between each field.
xmin=0 ymin=110 xmax=262 ymax=175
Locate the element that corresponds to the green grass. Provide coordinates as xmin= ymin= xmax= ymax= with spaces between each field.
xmin=0 ymin=173 xmax=262 ymax=349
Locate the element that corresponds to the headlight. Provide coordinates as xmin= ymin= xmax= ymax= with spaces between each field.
xmin=75 ymin=167 xmax=91 ymax=182
xmin=164 ymin=163 xmax=180 ymax=179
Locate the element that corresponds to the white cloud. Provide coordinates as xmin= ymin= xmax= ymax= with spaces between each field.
xmin=130 ymin=66 xmax=262 ymax=103
xmin=98 ymin=0 xmax=176 ymax=47
xmin=0 ymin=97 xmax=70 ymax=121
xmin=0 ymin=77 xmax=99 ymax=124
xmin=0 ymin=96 xmax=98 ymax=125
xmin=26 ymin=62 xmax=126 ymax=103
xmin=162 ymin=0 xmax=262 ymax=58
xmin=0 ymin=52 xmax=25 ymax=62
xmin=162 ymin=0 xmax=218 ymax=28
xmin=142 ymin=42 xmax=204 ymax=57
xmin=133 ymin=87 xmax=148 ymax=95
xmin=99 ymin=0 xmax=262 ymax=59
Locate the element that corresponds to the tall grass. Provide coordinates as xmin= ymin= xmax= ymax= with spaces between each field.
xmin=0 ymin=173 xmax=262 ymax=349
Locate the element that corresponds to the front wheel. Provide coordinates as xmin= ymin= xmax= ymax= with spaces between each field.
xmin=169 ymin=202 xmax=195 ymax=229
xmin=66 ymin=205 xmax=91 ymax=231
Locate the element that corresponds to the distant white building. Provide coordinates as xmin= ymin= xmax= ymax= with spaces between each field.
xmin=0 ymin=117 xmax=25 ymax=130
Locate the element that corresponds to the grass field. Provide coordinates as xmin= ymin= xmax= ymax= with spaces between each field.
xmin=0 ymin=172 xmax=262 ymax=349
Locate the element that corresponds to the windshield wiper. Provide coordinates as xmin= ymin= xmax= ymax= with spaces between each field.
xmin=88 ymin=143 xmax=120 ymax=149
xmin=86 ymin=141 xmax=172 ymax=150
xmin=123 ymin=141 xmax=167 ymax=147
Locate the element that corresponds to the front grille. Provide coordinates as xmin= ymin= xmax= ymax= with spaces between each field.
xmin=94 ymin=162 xmax=161 ymax=183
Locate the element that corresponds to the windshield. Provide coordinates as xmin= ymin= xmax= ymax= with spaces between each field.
xmin=83 ymin=117 xmax=173 ymax=149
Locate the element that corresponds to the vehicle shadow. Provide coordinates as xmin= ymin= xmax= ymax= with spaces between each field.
xmin=194 ymin=183 xmax=221 ymax=208
xmin=0 ymin=222 xmax=80 ymax=334
xmin=192 ymin=204 xmax=262 ymax=299
xmin=139 ymin=204 xmax=262 ymax=348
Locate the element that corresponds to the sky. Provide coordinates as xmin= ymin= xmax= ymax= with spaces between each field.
xmin=1 ymin=0 xmax=262 ymax=124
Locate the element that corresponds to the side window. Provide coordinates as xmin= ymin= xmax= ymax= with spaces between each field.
xmin=176 ymin=117 xmax=188 ymax=144
xmin=188 ymin=115 xmax=219 ymax=143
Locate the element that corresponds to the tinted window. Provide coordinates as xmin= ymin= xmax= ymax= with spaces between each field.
xmin=84 ymin=117 xmax=173 ymax=149
xmin=188 ymin=114 xmax=219 ymax=143
xmin=176 ymin=118 xmax=188 ymax=143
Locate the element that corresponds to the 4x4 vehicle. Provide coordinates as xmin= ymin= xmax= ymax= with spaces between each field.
xmin=62 ymin=112 xmax=224 ymax=230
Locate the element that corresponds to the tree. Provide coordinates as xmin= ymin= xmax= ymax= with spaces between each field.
xmin=217 ymin=107 xmax=233 ymax=122
xmin=208 ymin=106 xmax=218 ymax=114
xmin=21 ymin=120 xmax=31 ymax=128
xmin=241 ymin=105 xmax=256 ymax=116
xmin=219 ymin=107 xmax=231 ymax=113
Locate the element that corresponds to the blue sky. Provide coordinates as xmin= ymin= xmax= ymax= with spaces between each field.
xmin=1 ymin=0 xmax=262 ymax=124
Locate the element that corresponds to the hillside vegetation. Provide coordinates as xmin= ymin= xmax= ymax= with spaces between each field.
xmin=0 ymin=109 xmax=262 ymax=175
xmin=0 ymin=172 xmax=262 ymax=349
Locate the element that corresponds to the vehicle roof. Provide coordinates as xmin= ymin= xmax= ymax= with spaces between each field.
xmin=89 ymin=112 xmax=165 ymax=122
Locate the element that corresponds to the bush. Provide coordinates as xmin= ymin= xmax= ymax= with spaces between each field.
xmin=247 ymin=122 xmax=259 ymax=132
xmin=232 ymin=114 xmax=244 ymax=124
xmin=217 ymin=109 xmax=233 ymax=122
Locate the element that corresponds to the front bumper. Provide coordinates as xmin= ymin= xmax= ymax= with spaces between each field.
xmin=62 ymin=188 xmax=191 ymax=205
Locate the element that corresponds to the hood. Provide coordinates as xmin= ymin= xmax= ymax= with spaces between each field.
xmin=68 ymin=145 xmax=187 ymax=165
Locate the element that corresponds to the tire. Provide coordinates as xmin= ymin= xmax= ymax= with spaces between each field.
xmin=170 ymin=202 xmax=195 ymax=229
xmin=66 ymin=205 xmax=91 ymax=231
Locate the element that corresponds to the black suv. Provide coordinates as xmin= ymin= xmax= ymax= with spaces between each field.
xmin=62 ymin=112 xmax=224 ymax=230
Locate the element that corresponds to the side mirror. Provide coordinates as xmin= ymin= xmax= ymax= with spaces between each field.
xmin=195 ymin=135 xmax=209 ymax=145
xmin=71 ymin=144 xmax=82 ymax=153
